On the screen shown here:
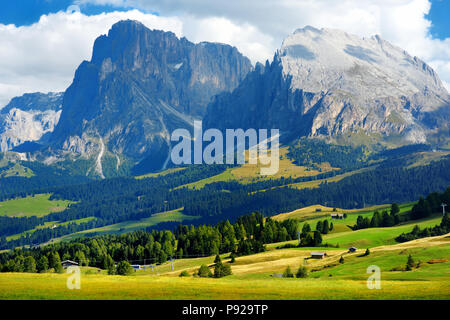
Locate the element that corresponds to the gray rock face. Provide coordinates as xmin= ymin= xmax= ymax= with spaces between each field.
xmin=48 ymin=20 xmax=252 ymax=172
xmin=0 ymin=92 xmax=63 ymax=152
xmin=205 ymin=27 xmax=450 ymax=145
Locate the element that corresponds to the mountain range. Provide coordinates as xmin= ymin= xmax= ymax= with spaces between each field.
xmin=1 ymin=20 xmax=449 ymax=177
xmin=0 ymin=92 xmax=63 ymax=152
xmin=205 ymin=26 xmax=450 ymax=145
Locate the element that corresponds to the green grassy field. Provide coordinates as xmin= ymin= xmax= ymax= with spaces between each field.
xmin=0 ymin=211 xmax=448 ymax=300
xmin=273 ymin=202 xmax=415 ymax=235
xmin=6 ymin=217 xmax=96 ymax=241
xmin=43 ymin=208 xmax=200 ymax=244
xmin=0 ymin=194 xmax=73 ymax=217
xmin=0 ymin=163 xmax=35 ymax=178
xmin=322 ymin=216 xmax=442 ymax=248
xmin=0 ymin=188 xmax=448 ymax=300
xmin=135 ymin=167 xmax=186 ymax=180
xmin=174 ymin=147 xmax=337 ymax=190
xmin=0 ymin=273 xmax=447 ymax=300
xmin=0 ymin=234 xmax=448 ymax=300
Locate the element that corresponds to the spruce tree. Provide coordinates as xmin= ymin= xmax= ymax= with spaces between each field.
xmin=302 ymin=223 xmax=311 ymax=233
xmin=283 ymin=266 xmax=294 ymax=278
xmin=316 ymin=221 xmax=323 ymax=233
xmin=116 ymin=261 xmax=133 ymax=275
xmin=24 ymin=256 xmax=37 ymax=273
xmin=313 ymin=231 xmax=322 ymax=246
xmin=296 ymin=266 xmax=308 ymax=278
xmin=406 ymin=255 xmax=415 ymax=271
xmin=37 ymin=256 xmax=49 ymax=273
xmin=322 ymin=220 xmax=330 ymax=234
xmin=198 ymin=264 xmax=212 ymax=278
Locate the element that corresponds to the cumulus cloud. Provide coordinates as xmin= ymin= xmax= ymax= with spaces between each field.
xmin=1 ymin=0 xmax=450 ymax=107
xmin=0 ymin=10 xmax=183 ymax=107
xmin=77 ymin=0 xmax=450 ymax=90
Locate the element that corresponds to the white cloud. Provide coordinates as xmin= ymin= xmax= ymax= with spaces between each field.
xmin=78 ymin=0 xmax=450 ymax=91
xmin=181 ymin=16 xmax=274 ymax=63
xmin=0 ymin=10 xmax=182 ymax=107
xmin=1 ymin=0 xmax=450 ymax=107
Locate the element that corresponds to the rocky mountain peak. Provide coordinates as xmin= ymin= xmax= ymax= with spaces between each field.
xmin=1 ymin=92 xmax=63 ymax=114
xmin=0 ymin=92 xmax=63 ymax=152
xmin=278 ymin=26 xmax=448 ymax=104
xmin=205 ymin=27 xmax=450 ymax=146
xmin=45 ymin=20 xmax=253 ymax=175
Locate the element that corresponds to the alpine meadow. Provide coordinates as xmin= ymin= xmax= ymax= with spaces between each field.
xmin=0 ymin=0 xmax=449 ymax=306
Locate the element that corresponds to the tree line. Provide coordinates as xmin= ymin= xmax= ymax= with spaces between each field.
xmin=0 ymin=212 xmax=300 ymax=273
xmin=1 ymin=156 xmax=449 ymax=250
xmin=395 ymin=187 xmax=450 ymax=242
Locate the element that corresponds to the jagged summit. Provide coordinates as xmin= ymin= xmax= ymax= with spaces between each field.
xmin=0 ymin=92 xmax=63 ymax=152
xmin=205 ymin=27 xmax=450 ymax=144
xmin=1 ymin=92 xmax=63 ymax=114
xmin=45 ymin=20 xmax=252 ymax=175
xmin=279 ymin=26 xmax=448 ymax=103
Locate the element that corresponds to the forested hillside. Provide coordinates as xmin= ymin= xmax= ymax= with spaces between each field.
xmin=1 ymin=156 xmax=449 ymax=250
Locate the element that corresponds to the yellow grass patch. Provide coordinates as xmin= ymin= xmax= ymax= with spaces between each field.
xmin=272 ymin=204 xmax=390 ymax=222
xmin=230 ymin=147 xmax=337 ymax=183
xmin=427 ymin=259 xmax=449 ymax=264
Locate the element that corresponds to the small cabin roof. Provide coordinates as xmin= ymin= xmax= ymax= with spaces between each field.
xmin=311 ymin=252 xmax=326 ymax=255
xmin=61 ymin=260 xmax=78 ymax=265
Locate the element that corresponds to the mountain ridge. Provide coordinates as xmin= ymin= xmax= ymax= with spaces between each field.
xmin=204 ymin=26 xmax=450 ymax=146
xmin=45 ymin=20 xmax=253 ymax=174
xmin=2 ymin=22 xmax=449 ymax=177
xmin=0 ymin=92 xmax=63 ymax=152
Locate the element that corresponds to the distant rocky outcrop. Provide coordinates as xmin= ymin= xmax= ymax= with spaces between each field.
xmin=0 ymin=92 xmax=63 ymax=152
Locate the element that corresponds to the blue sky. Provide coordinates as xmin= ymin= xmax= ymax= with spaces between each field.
xmin=0 ymin=1 xmax=133 ymax=26
xmin=426 ymin=0 xmax=450 ymax=39
xmin=0 ymin=0 xmax=448 ymax=39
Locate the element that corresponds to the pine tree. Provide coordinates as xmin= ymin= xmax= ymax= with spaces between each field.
xmin=302 ymin=223 xmax=311 ymax=233
xmin=283 ymin=266 xmax=294 ymax=278
xmin=116 ymin=261 xmax=133 ymax=275
xmin=198 ymin=264 xmax=212 ymax=278
xmin=296 ymin=266 xmax=308 ymax=278
xmin=214 ymin=261 xmax=232 ymax=278
xmin=313 ymin=231 xmax=322 ymax=246
xmin=316 ymin=221 xmax=323 ymax=233
xmin=37 ymin=256 xmax=49 ymax=273
xmin=322 ymin=220 xmax=329 ymax=234
xmin=391 ymin=203 xmax=400 ymax=215
xmin=74 ymin=250 xmax=88 ymax=266
xmin=339 ymin=256 xmax=344 ymax=264
xmin=406 ymin=255 xmax=415 ymax=271
xmin=48 ymin=252 xmax=63 ymax=273
xmin=24 ymin=256 xmax=37 ymax=273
